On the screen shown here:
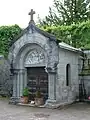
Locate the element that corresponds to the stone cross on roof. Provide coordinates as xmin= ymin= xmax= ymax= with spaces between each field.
xmin=28 ymin=9 xmax=35 ymax=23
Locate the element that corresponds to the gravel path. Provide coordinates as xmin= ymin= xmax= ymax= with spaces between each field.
xmin=0 ymin=98 xmax=90 ymax=120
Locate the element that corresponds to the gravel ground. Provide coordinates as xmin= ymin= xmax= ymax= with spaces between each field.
xmin=0 ymin=98 xmax=90 ymax=120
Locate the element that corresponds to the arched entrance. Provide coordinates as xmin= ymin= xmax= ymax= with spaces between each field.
xmin=9 ymin=34 xmax=59 ymax=106
xmin=27 ymin=67 xmax=48 ymax=101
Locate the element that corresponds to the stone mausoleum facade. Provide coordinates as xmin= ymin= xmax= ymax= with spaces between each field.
xmin=9 ymin=10 xmax=81 ymax=108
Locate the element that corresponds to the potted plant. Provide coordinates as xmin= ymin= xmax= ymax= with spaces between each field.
xmin=22 ymin=87 xmax=29 ymax=104
xmin=35 ymin=90 xmax=44 ymax=106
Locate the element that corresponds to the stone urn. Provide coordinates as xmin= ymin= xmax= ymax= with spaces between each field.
xmin=21 ymin=96 xmax=29 ymax=104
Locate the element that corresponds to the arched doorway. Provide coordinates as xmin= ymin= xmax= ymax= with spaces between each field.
xmin=27 ymin=67 xmax=48 ymax=101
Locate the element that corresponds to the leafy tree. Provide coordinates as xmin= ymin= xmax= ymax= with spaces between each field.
xmin=0 ymin=25 xmax=22 ymax=57
xmin=41 ymin=20 xmax=90 ymax=48
xmin=39 ymin=0 xmax=90 ymax=26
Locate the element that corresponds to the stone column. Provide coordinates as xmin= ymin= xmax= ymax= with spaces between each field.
xmin=48 ymin=72 xmax=56 ymax=100
xmin=12 ymin=69 xmax=19 ymax=97
xmin=45 ymin=67 xmax=57 ymax=106
xmin=17 ymin=71 xmax=20 ymax=98
xmin=10 ymin=69 xmax=27 ymax=104
xmin=10 ymin=69 xmax=19 ymax=104
xmin=19 ymin=69 xmax=25 ymax=97
xmin=24 ymin=68 xmax=27 ymax=88
xmin=16 ymin=69 xmax=27 ymax=97
xmin=12 ymin=73 xmax=17 ymax=97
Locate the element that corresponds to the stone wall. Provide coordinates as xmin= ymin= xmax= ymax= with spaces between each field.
xmin=56 ymin=48 xmax=80 ymax=103
xmin=0 ymin=55 xmax=12 ymax=96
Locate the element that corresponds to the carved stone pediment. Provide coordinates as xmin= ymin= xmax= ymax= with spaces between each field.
xmin=25 ymin=49 xmax=45 ymax=65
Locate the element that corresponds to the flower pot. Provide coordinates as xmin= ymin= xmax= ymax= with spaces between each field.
xmin=21 ymin=96 xmax=29 ymax=104
xmin=35 ymin=97 xmax=44 ymax=106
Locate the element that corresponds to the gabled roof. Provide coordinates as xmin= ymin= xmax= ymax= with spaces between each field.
xmin=10 ymin=23 xmax=56 ymax=46
xmin=59 ymin=42 xmax=82 ymax=53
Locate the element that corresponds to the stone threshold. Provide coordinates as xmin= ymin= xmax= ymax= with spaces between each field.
xmin=17 ymin=101 xmax=75 ymax=109
xmin=17 ymin=103 xmax=45 ymax=108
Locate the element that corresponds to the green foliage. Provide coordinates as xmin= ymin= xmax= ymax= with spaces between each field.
xmin=41 ymin=20 xmax=90 ymax=48
xmin=0 ymin=20 xmax=90 ymax=58
xmin=0 ymin=24 xmax=22 ymax=57
xmin=36 ymin=90 xmax=42 ymax=98
xmin=38 ymin=0 xmax=90 ymax=26
xmin=23 ymin=87 xmax=29 ymax=97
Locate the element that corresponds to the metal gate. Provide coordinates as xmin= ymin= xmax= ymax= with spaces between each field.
xmin=27 ymin=67 xmax=48 ymax=101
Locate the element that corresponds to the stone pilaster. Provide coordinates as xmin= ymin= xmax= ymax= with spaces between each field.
xmin=12 ymin=69 xmax=18 ymax=97
xmin=17 ymin=71 xmax=20 ymax=97
xmin=19 ymin=69 xmax=26 ymax=97
xmin=10 ymin=69 xmax=26 ymax=104
xmin=48 ymin=72 xmax=56 ymax=100
xmin=45 ymin=67 xmax=57 ymax=108
xmin=23 ymin=68 xmax=27 ymax=88
xmin=9 ymin=69 xmax=19 ymax=104
xmin=12 ymin=73 xmax=17 ymax=97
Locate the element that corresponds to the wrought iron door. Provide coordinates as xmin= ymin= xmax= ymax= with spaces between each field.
xmin=27 ymin=67 xmax=48 ymax=101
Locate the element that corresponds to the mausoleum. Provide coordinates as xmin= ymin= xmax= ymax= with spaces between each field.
xmin=9 ymin=9 xmax=82 ymax=107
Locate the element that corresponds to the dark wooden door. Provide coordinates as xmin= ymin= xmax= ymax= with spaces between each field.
xmin=27 ymin=67 xmax=48 ymax=101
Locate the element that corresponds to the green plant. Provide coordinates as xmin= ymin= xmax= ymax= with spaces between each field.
xmin=23 ymin=87 xmax=29 ymax=97
xmin=0 ymin=24 xmax=22 ymax=57
xmin=36 ymin=90 xmax=42 ymax=98
xmin=40 ymin=20 xmax=90 ymax=48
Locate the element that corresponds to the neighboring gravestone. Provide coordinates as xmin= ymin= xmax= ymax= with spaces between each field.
xmin=0 ymin=55 xmax=12 ymax=96
xmin=79 ymin=50 xmax=90 ymax=100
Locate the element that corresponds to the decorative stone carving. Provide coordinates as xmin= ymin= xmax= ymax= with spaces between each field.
xmin=46 ymin=62 xmax=58 ymax=73
xmin=25 ymin=49 xmax=45 ymax=65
